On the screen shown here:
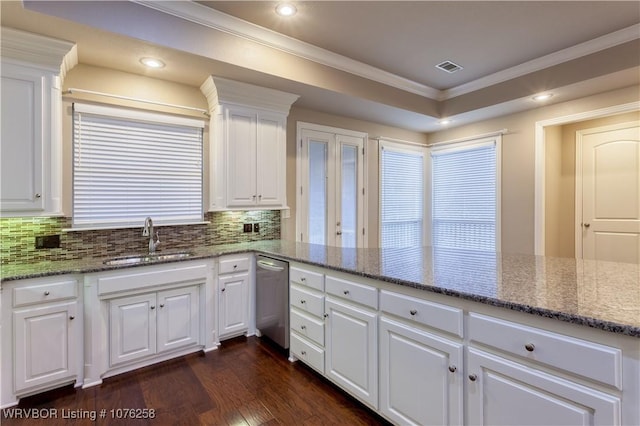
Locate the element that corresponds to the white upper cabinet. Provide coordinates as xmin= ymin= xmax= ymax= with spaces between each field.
xmin=201 ymin=76 xmax=298 ymax=211
xmin=0 ymin=28 xmax=76 ymax=216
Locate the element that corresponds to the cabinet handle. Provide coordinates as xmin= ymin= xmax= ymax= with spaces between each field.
xmin=44 ymin=291 xmax=50 ymax=296
xmin=301 ymin=350 xmax=307 ymax=356
xmin=409 ymin=309 xmax=417 ymax=316
xmin=300 ymin=325 xmax=306 ymax=330
xmin=448 ymin=365 xmax=457 ymax=373
xmin=150 ymin=306 xmax=156 ymax=310
xmin=69 ymin=316 xmax=75 ymax=321
xmin=300 ymin=300 xmax=306 ymax=304
xmin=525 ymin=343 xmax=535 ymax=352
xmin=343 ymin=290 xmax=349 ymax=295
xmin=468 ymin=374 xmax=477 ymax=382
xmin=160 ymin=304 xmax=165 ymax=308
xmin=35 ymin=193 xmax=42 ymax=199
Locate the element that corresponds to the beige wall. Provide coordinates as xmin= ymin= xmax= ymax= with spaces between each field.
xmin=428 ymin=85 xmax=639 ymax=255
xmin=545 ymin=111 xmax=640 ymax=257
xmin=283 ymin=106 xmax=428 ymax=247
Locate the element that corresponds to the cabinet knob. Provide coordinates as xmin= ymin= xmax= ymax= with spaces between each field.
xmin=252 ymin=195 xmax=257 ymax=200
xmin=258 ymin=195 xmax=262 ymax=200
xmin=300 ymin=299 xmax=306 ymax=304
xmin=150 ymin=306 xmax=155 ymax=310
xmin=343 ymin=290 xmax=349 ymax=295
xmin=300 ymin=325 xmax=306 ymax=330
xmin=233 ymin=264 xmax=237 ymax=269
xmin=160 ymin=304 xmax=165 ymax=308
xmin=448 ymin=365 xmax=457 ymax=373
xmin=44 ymin=291 xmax=50 ymax=296
xmin=468 ymin=374 xmax=477 ymax=382
xmin=409 ymin=309 xmax=417 ymax=316
xmin=301 ymin=350 xmax=306 ymax=356
xmin=300 ymin=277 xmax=306 ymax=282
xmin=35 ymin=193 xmax=41 ymax=199
xmin=69 ymin=316 xmax=75 ymax=321
xmin=221 ymin=288 xmax=226 ymax=292
xmin=525 ymin=343 xmax=535 ymax=352
xmin=323 ymin=313 xmax=329 ymax=318
xmin=583 ymin=223 xmax=591 ymax=228
xmin=336 ymin=231 xmax=342 ymax=235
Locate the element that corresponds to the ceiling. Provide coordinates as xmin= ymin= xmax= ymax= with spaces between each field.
xmin=2 ymin=1 xmax=639 ymax=132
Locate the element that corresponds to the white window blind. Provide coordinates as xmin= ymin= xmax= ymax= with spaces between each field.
xmin=380 ymin=141 xmax=425 ymax=248
xmin=73 ymin=103 xmax=204 ymax=229
xmin=431 ymin=140 xmax=497 ymax=251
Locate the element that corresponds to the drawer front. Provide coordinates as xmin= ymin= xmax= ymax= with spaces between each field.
xmin=290 ymin=333 xmax=324 ymax=374
xmin=13 ymin=279 xmax=77 ymax=307
xmin=219 ymin=256 xmax=250 ymax=274
xmin=290 ymin=285 xmax=324 ymax=318
xmin=380 ymin=290 xmax=463 ymax=337
xmin=291 ymin=309 xmax=324 ymax=347
xmin=325 ymin=276 xmax=378 ymax=309
xmin=290 ymin=267 xmax=324 ymax=291
xmin=469 ymin=313 xmax=622 ymax=389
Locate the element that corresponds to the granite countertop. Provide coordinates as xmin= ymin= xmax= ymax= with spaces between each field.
xmin=2 ymin=240 xmax=639 ymax=337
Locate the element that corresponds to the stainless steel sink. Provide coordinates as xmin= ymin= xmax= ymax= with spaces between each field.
xmin=103 ymin=252 xmax=193 ymax=266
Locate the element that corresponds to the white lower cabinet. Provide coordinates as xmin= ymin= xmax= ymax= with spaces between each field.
xmin=109 ymin=286 xmax=200 ymax=368
xmin=379 ymin=316 xmax=463 ymax=426
xmin=466 ymin=347 xmax=620 ymax=426
xmin=218 ymin=273 xmax=250 ymax=338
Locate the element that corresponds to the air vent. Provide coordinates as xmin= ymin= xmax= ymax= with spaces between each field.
xmin=435 ymin=60 xmax=463 ymax=73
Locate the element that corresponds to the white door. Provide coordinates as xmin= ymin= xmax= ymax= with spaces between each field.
xmin=13 ymin=302 xmax=77 ymax=392
xmin=379 ymin=317 xmax=463 ymax=426
xmin=256 ymin=113 xmax=286 ymax=206
xmin=298 ymin=126 xmax=365 ymax=247
xmin=109 ymin=293 xmax=157 ymax=367
xmin=226 ymin=107 xmax=257 ymax=207
xmin=157 ymin=286 xmax=200 ymax=353
xmin=218 ymin=273 xmax=249 ymax=338
xmin=578 ymin=122 xmax=640 ymax=262
xmin=466 ymin=348 xmax=619 ymax=426
xmin=325 ymin=296 xmax=377 ymax=409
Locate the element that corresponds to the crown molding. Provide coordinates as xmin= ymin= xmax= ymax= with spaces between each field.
xmin=0 ymin=27 xmax=77 ymax=78
xmin=136 ymin=1 xmax=639 ymax=103
xmin=441 ymin=24 xmax=640 ymax=100
xmin=134 ymin=0 xmax=441 ymax=99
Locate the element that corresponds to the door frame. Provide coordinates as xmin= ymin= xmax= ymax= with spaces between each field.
xmin=296 ymin=121 xmax=369 ymax=247
xmin=574 ymin=121 xmax=640 ymax=259
xmin=533 ymin=101 xmax=640 ymax=255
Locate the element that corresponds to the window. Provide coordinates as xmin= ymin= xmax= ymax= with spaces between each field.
xmin=429 ymin=136 xmax=501 ymax=251
xmin=380 ymin=140 xmax=426 ymax=248
xmin=73 ymin=103 xmax=204 ymax=228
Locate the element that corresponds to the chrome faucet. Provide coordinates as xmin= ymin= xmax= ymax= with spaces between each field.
xmin=142 ymin=217 xmax=160 ymax=254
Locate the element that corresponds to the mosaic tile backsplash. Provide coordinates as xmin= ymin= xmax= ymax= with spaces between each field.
xmin=0 ymin=210 xmax=280 ymax=265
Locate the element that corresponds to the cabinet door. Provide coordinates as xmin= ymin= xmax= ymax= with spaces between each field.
xmin=467 ymin=347 xmax=620 ymax=426
xmin=157 ymin=286 xmax=200 ymax=353
xmin=226 ymin=107 xmax=257 ymax=207
xmin=1 ymin=64 xmax=45 ymax=212
xmin=379 ymin=317 xmax=463 ymax=426
xmin=325 ymin=296 xmax=378 ymax=409
xmin=110 ymin=293 xmax=157 ymax=367
xmin=218 ymin=273 xmax=249 ymax=339
xmin=256 ymin=114 xmax=286 ymax=206
xmin=13 ymin=302 xmax=77 ymax=392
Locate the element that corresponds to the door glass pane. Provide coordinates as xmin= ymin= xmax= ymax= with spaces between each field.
xmin=308 ymin=141 xmax=327 ymax=245
xmin=341 ymin=144 xmax=358 ymax=248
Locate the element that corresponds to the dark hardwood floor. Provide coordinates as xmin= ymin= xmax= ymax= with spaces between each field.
xmin=1 ymin=336 xmax=391 ymax=425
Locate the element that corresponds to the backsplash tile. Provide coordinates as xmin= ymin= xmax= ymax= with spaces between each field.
xmin=0 ymin=211 xmax=280 ymax=265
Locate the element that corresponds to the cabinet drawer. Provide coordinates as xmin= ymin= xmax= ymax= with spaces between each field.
xmin=290 ymin=333 xmax=324 ymax=374
xmin=13 ymin=279 xmax=77 ymax=307
xmin=469 ymin=313 xmax=622 ymax=389
xmin=290 ymin=285 xmax=324 ymax=318
xmin=291 ymin=309 xmax=324 ymax=347
xmin=380 ymin=290 xmax=463 ymax=337
xmin=325 ymin=276 xmax=378 ymax=309
xmin=219 ymin=256 xmax=250 ymax=274
xmin=290 ymin=267 xmax=324 ymax=291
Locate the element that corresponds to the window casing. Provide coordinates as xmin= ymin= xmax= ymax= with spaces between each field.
xmin=72 ymin=103 xmax=204 ymax=229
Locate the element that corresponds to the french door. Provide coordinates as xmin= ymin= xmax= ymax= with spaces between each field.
xmin=297 ymin=124 xmax=366 ymax=248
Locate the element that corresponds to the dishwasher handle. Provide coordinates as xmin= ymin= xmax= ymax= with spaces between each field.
xmin=257 ymin=259 xmax=286 ymax=272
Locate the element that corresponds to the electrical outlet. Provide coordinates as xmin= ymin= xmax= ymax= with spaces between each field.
xmin=253 ymin=223 xmax=260 ymax=233
xmin=35 ymin=234 xmax=61 ymax=249
xmin=243 ymin=223 xmax=253 ymax=233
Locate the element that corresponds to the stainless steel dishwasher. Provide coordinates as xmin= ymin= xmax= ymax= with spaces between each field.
xmin=255 ymin=255 xmax=289 ymax=349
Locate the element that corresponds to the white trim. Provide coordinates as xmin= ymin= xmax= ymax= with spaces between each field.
xmin=428 ymin=129 xmax=509 ymax=148
xmin=533 ymin=101 xmax=640 ymax=255
xmin=372 ymin=136 xmax=427 ymax=148
xmin=73 ymin=102 xmax=205 ymax=128
xmin=134 ymin=1 xmax=638 ymax=101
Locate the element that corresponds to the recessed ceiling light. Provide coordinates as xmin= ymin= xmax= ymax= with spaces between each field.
xmin=532 ymin=93 xmax=553 ymax=102
xmin=439 ymin=119 xmax=452 ymax=125
xmin=140 ymin=57 xmax=165 ymax=69
xmin=275 ymin=3 xmax=297 ymax=17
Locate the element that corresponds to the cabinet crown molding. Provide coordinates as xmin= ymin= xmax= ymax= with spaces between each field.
xmin=1 ymin=28 xmax=78 ymax=80
xmin=200 ymin=76 xmax=299 ymax=116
